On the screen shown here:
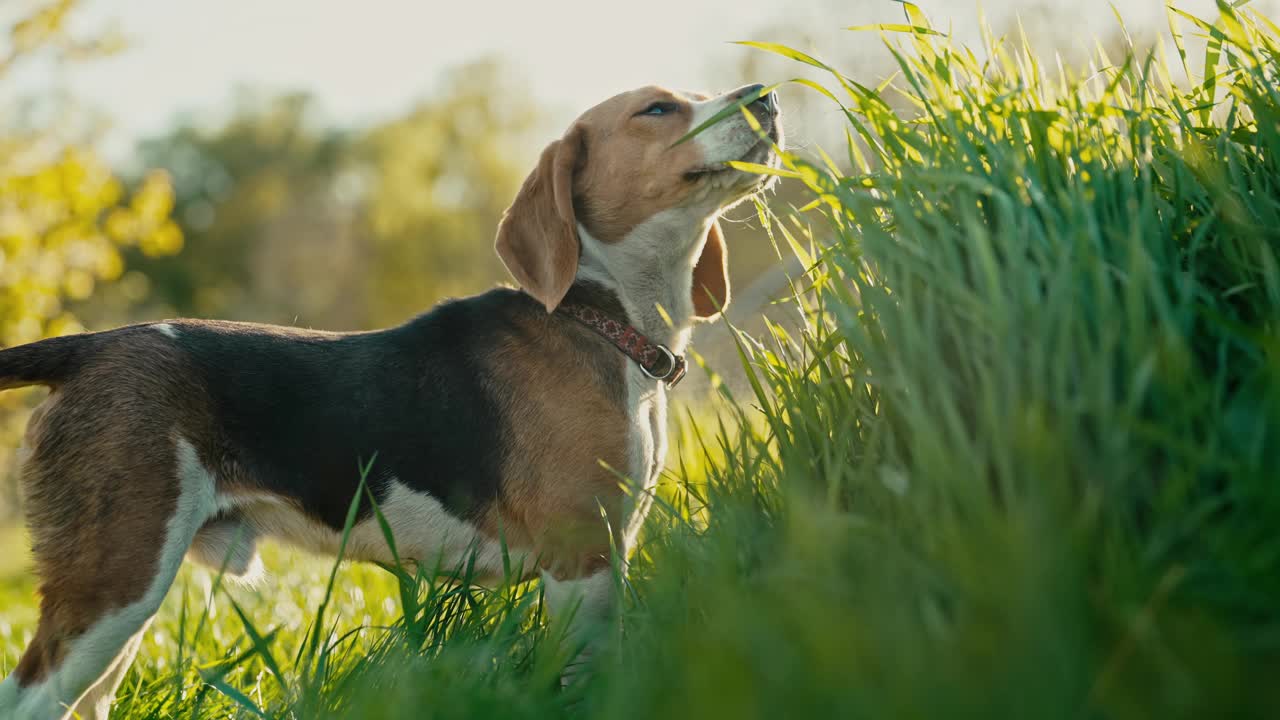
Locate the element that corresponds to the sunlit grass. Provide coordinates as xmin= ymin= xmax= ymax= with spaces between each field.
xmin=3 ymin=2 xmax=1280 ymax=717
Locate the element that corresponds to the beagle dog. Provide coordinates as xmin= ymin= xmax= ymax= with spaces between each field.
xmin=0 ymin=83 xmax=781 ymax=719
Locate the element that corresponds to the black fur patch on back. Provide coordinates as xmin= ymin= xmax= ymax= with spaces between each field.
xmin=171 ymin=290 xmax=541 ymax=529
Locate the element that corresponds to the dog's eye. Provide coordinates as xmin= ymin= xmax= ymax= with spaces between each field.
xmin=638 ymin=102 xmax=678 ymax=117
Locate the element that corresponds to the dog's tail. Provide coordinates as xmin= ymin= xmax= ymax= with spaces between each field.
xmin=0 ymin=333 xmax=94 ymax=391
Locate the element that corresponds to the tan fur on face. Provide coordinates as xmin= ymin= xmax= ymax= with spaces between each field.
xmin=569 ymin=87 xmax=711 ymax=243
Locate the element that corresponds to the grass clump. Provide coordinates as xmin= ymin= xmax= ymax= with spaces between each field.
xmin=649 ymin=2 xmax=1279 ymax=716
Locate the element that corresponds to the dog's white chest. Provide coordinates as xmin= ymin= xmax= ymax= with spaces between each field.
xmin=620 ymin=368 xmax=668 ymax=555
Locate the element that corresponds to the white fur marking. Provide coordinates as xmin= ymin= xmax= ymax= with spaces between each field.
xmin=0 ymin=677 xmax=18 ymax=714
xmin=227 ymin=479 xmax=520 ymax=582
xmin=153 ymin=323 xmax=178 ymax=339
xmin=67 ymin=625 xmax=148 ymax=720
xmin=542 ymin=570 xmax=616 ymax=684
xmin=542 ymin=570 xmax=614 ymax=628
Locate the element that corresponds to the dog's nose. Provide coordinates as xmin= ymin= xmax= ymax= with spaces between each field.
xmin=735 ymin=83 xmax=776 ymax=114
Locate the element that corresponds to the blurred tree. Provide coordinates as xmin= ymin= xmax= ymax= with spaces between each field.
xmin=127 ymin=90 xmax=359 ymax=325
xmin=128 ymin=57 xmax=540 ymax=330
xmin=356 ymin=58 xmax=540 ymax=325
xmin=0 ymin=0 xmax=181 ymax=515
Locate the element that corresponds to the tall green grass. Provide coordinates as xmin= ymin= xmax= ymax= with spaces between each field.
xmin=3 ymin=3 xmax=1279 ymax=717
xmin=655 ymin=2 xmax=1280 ymax=715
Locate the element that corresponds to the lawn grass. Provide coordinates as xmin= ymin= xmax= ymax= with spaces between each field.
xmin=3 ymin=2 xmax=1280 ymax=717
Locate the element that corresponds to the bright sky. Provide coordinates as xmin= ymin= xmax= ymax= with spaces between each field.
xmin=2 ymin=0 xmax=1259 ymax=160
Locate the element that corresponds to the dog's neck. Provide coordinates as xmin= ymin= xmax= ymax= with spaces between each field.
xmin=574 ymin=210 xmax=712 ymax=354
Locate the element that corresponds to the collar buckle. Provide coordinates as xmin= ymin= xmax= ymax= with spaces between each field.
xmin=641 ymin=344 xmax=687 ymax=388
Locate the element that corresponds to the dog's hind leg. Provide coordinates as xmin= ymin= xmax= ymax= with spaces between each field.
xmin=6 ymin=587 xmax=166 ymax=720
xmin=65 ymin=620 xmax=150 ymax=720
xmin=0 ymin=437 xmax=217 ymax=720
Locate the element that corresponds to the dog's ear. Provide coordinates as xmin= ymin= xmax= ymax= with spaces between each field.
xmin=496 ymin=126 xmax=585 ymax=312
xmin=691 ymin=219 xmax=730 ymax=319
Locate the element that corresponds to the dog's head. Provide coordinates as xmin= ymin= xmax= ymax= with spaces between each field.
xmin=496 ymin=84 xmax=783 ymax=318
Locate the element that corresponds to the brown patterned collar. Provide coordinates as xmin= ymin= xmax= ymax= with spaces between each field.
xmin=557 ymin=302 xmax=687 ymax=387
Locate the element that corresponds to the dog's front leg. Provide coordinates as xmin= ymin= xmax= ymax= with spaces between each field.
xmin=541 ymin=569 xmax=618 ymax=686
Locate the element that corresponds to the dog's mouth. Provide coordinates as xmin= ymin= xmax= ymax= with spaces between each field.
xmin=683 ymin=124 xmax=782 ymax=184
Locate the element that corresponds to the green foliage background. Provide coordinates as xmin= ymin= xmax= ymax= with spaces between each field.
xmin=0 ymin=0 xmax=183 ymax=512
xmin=120 ymin=58 xmax=543 ymax=330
